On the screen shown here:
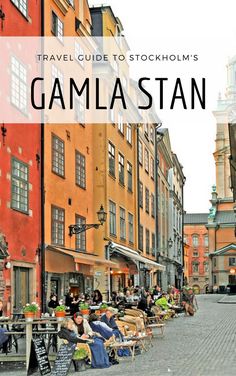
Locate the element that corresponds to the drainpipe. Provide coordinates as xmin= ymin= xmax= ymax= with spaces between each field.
xmin=154 ymin=125 xmax=159 ymax=285
xmin=181 ymin=177 xmax=186 ymax=288
xmin=136 ymin=125 xmax=140 ymax=285
xmin=40 ymin=0 xmax=46 ymax=313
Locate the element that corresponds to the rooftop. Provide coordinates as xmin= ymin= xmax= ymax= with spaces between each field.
xmin=184 ymin=213 xmax=208 ymax=224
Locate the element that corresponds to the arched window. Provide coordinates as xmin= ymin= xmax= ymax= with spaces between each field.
xmin=192 ymin=261 xmax=199 ymax=273
xmin=204 ymin=235 xmax=209 ymax=247
xmin=192 ymin=235 xmax=199 ymax=247
xmin=204 ymin=261 xmax=209 ymax=273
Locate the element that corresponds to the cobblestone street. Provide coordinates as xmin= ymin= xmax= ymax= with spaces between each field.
xmin=1 ymin=295 xmax=236 ymax=376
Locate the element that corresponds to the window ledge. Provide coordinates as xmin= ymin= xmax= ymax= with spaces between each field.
xmin=53 ymin=0 xmax=70 ymax=15
xmin=108 ymin=173 xmax=116 ymax=181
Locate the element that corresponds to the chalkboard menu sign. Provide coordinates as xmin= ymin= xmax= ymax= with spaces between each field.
xmin=27 ymin=338 xmax=51 ymax=375
xmin=51 ymin=343 xmax=76 ymax=376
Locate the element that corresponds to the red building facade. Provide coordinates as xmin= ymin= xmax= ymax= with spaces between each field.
xmin=0 ymin=1 xmax=41 ymax=315
xmin=184 ymin=214 xmax=209 ymax=294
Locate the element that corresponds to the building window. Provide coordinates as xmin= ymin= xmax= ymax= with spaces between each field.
xmin=192 ymin=262 xmax=199 ymax=273
xmin=146 ymin=229 xmax=150 ymax=254
xmin=229 ymin=257 xmax=236 ymax=266
xmin=139 ymin=181 xmax=143 ymax=208
xmin=51 ymin=64 xmax=64 ymax=106
xmin=75 ymin=93 xmax=85 ymax=124
xmin=204 ymin=235 xmax=209 ymax=247
xmin=139 ymin=225 xmax=143 ymax=251
xmin=138 ymin=141 xmax=143 ymax=165
xmin=118 ymin=153 xmax=124 ymax=185
xmin=51 ymin=206 xmax=65 ymax=246
xmin=128 ymin=213 xmax=134 ymax=244
xmin=118 ymin=112 xmax=124 ymax=134
xmin=204 ymin=262 xmax=209 ymax=273
xmin=12 ymin=0 xmax=27 ymax=17
xmin=120 ymin=207 xmax=126 ymax=240
xmin=75 ymin=215 xmax=86 ymax=252
xmin=213 ymin=257 xmax=216 ymax=267
xmin=150 ymin=126 xmax=154 ymax=143
xmin=193 ymin=277 xmax=199 ymax=282
xmin=11 ymin=157 xmax=28 ymax=213
xmin=144 ymin=149 xmax=149 ymax=173
xmin=213 ymin=275 xmax=217 ymax=285
xmin=150 ymin=157 xmax=154 ymax=179
xmin=192 ymin=235 xmax=199 ymax=247
xmin=127 ymin=162 xmax=133 ymax=192
xmin=193 ymin=251 xmax=198 ymax=257
xmin=108 ymin=142 xmax=115 ymax=177
xmin=75 ymin=41 xmax=85 ymax=67
xmin=11 ymin=56 xmax=27 ymax=114
xmin=151 ymin=193 xmax=155 ymax=217
xmin=126 ymin=124 xmax=132 ymax=144
xmin=184 ymin=235 xmax=188 ymax=244
xmin=51 ymin=11 xmax=64 ymax=42
xmin=109 ymin=200 xmax=116 ymax=236
xmin=75 ymin=151 xmax=86 ymax=189
xmin=144 ymin=124 xmax=149 ymax=139
xmin=52 ymin=134 xmax=65 ymax=177
xmin=151 ymin=233 xmax=155 ymax=256
xmin=145 ymin=187 xmax=150 ymax=214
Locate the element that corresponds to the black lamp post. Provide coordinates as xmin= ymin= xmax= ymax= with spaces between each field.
xmin=69 ymin=205 xmax=107 ymax=237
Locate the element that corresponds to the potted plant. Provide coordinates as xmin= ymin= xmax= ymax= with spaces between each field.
xmin=73 ymin=348 xmax=89 ymax=372
xmin=54 ymin=305 xmax=66 ymax=320
xmin=79 ymin=302 xmax=90 ymax=315
xmin=100 ymin=302 xmax=108 ymax=313
xmin=23 ymin=302 xmax=39 ymax=321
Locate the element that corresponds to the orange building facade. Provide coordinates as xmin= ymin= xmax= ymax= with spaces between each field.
xmin=42 ymin=0 xmax=105 ymax=305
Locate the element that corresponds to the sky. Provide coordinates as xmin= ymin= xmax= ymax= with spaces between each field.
xmin=88 ymin=0 xmax=236 ymax=213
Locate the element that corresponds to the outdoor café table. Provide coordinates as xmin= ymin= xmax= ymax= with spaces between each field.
xmin=109 ymin=340 xmax=137 ymax=361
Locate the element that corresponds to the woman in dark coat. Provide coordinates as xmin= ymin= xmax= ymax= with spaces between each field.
xmin=73 ymin=313 xmax=110 ymax=369
xmin=92 ymin=290 xmax=103 ymax=305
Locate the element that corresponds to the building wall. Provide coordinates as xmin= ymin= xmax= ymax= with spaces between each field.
xmin=184 ymin=224 xmax=210 ymax=293
xmin=43 ymin=0 xmax=95 ymax=302
xmin=138 ymin=122 xmax=157 ymax=287
xmin=0 ymin=1 xmax=41 ymax=314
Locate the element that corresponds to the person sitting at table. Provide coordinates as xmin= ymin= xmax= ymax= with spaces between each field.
xmin=92 ymin=290 xmax=103 ymax=305
xmin=0 ymin=327 xmax=9 ymax=354
xmin=58 ymin=318 xmax=90 ymax=344
xmin=48 ymin=294 xmax=59 ymax=311
xmin=155 ymin=293 xmax=175 ymax=317
xmin=73 ymin=313 xmax=111 ymax=368
xmin=100 ymin=307 xmax=123 ymax=340
xmin=88 ymin=313 xmax=114 ymax=340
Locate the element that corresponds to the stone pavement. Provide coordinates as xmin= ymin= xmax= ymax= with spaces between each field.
xmin=218 ymin=294 xmax=236 ymax=304
xmin=1 ymin=294 xmax=236 ymax=376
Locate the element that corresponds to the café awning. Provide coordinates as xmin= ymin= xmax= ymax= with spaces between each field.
xmin=109 ymin=242 xmax=166 ymax=271
xmin=46 ymin=245 xmax=116 ymax=267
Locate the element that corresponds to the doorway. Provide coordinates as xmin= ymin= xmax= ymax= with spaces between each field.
xmin=14 ymin=266 xmax=30 ymax=312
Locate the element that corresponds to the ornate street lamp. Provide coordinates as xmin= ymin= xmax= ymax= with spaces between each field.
xmin=69 ymin=205 xmax=107 ymax=237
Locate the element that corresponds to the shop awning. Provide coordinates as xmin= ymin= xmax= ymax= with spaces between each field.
xmin=46 ymin=245 xmax=116 ymax=267
xmin=110 ymin=242 xmax=166 ymax=271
